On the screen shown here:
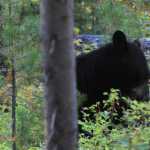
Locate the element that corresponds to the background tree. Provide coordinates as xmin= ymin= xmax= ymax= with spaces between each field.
xmin=74 ymin=0 xmax=150 ymax=37
xmin=41 ymin=0 xmax=77 ymax=149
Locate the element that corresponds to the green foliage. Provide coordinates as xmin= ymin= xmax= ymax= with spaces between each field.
xmin=16 ymin=84 xmax=44 ymax=150
xmin=79 ymin=90 xmax=150 ymax=150
xmin=0 ymin=84 xmax=44 ymax=150
xmin=0 ymin=111 xmax=12 ymax=149
xmin=0 ymin=0 xmax=43 ymax=149
xmin=75 ymin=0 xmax=142 ymax=37
xmin=0 ymin=0 xmax=41 ymax=84
xmin=0 ymin=75 xmax=5 ymax=87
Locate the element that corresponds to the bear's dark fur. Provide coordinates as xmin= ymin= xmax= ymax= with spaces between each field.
xmin=76 ymin=31 xmax=149 ymax=109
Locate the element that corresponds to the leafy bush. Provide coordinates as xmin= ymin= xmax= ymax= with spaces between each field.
xmin=79 ymin=89 xmax=150 ymax=150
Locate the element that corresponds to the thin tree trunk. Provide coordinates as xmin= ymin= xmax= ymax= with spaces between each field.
xmin=41 ymin=0 xmax=77 ymax=150
xmin=12 ymin=57 xmax=16 ymax=150
xmin=8 ymin=1 xmax=17 ymax=149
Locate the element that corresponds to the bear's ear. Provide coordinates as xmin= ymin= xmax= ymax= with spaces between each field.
xmin=112 ymin=30 xmax=127 ymax=49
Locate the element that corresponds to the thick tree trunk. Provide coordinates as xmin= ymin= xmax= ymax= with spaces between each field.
xmin=41 ymin=0 xmax=77 ymax=150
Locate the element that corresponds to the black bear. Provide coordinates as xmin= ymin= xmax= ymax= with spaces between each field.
xmin=76 ymin=30 xmax=149 ymax=111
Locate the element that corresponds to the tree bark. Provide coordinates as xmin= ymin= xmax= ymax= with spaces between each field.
xmin=41 ymin=0 xmax=77 ymax=150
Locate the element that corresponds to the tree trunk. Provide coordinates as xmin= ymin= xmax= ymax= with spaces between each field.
xmin=40 ymin=0 xmax=77 ymax=150
xmin=12 ymin=57 xmax=16 ymax=150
